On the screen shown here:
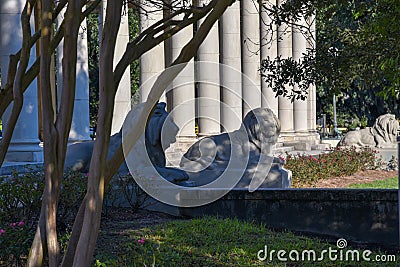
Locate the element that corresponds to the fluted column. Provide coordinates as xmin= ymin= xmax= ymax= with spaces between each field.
xmin=170 ymin=1 xmax=196 ymax=138
xmin=100 ymin=0 xmax=131 ymax=135
xmin=56 ymin=7 xmax=91 ymax=141
xmin=293 ymin=19 xmax=308 ymax=133
xmin=0 ymin=0 xmax=42 ymax=162
xmin=139 ymin=1 xmax=165 ymax=103
xmin=260 ymin=0 xmax=279 ymax=117
xmin=307 ymin=15 xmax=317 ymax=132
xmin=277 ymin=0 xmax=294 ymax=133
xmin=241 ymin=0 xmax=261 ymax=115
xmin=197 ymin=0 xmax=220 ymax=136
xmin=220 ymin=1 xmax=242 ymax=132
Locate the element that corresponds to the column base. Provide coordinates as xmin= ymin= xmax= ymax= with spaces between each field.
xmin=5 ymin=139 xmax=43 ymax=162
xmin=276 ymin=131 xmax=321 ymax=152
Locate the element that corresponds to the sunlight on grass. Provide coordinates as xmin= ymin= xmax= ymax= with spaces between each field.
xmin=348 ymin=177 xmax=398 ymax=189
xmin=95 ymin=217 xmax=399 ymax=267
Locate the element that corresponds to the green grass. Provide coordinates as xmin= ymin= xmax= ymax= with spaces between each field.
xmin=348 ymin=176 xmax=398 ymax=189
xmin=94 ymin=216 xmax=399 ymax=267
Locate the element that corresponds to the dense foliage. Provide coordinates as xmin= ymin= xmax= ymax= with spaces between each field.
xmin=0 ymin=171 xmax=146 ymax=266
xmin=87 ymin=9 xmax=140 ymax=128
xmin=284 ymin=147 xmax=382 ymax=187
xmin=260 ymin=0 xmax=400 ymax=127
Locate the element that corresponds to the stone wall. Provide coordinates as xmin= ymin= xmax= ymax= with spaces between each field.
xmin=178 ymin=188 xmax=398 ymax=247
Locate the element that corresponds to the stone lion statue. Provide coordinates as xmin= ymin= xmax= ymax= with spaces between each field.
xmin=338 ymin=114 xmax=399 ymax=148
xmin=180 ymin=107 xmax=291 ymax=188
xmin=65 ymin=102 xmax=189 ymax=183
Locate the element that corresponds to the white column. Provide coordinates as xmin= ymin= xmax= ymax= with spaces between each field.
xmin=241 ymin=0 xmax=261 ymax=115
xmin=307 ymin=15 xmax=316 ymax=132
xmin=197 ymin=0 xmax=220 ymax=136
xmin=139 ymin=1 xmax=165 ymax=103
xmin=56 ymin=7 xmax=91 ymax=141
xmin=100 ymin=1 xmax=131 ymax=135
xmin=170 ymin=1 xmax=196 ymax=138
xmin=0 ymin=0 xmax=42 ymax=162
xmin=293 ymin=19 xmax=308 ymax=133
xmin=220 ymin=1 xmax=242 ymax=132
xmin=260 ymin=0 xmax=278 ymax=117
xmin=277 ymin=0 xmax=294 ymax=133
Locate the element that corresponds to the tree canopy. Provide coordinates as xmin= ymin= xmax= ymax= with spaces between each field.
xmin=260 ymin=0 xmax=400 ymax=126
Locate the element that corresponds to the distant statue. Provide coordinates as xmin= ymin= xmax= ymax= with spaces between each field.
xmin=65 ymin=102 xmax=189 ymax=184
xmin=338 ymin=114 xmax=399 ymax=148
xmin=180 ymin=107 xmax=291 ymax=188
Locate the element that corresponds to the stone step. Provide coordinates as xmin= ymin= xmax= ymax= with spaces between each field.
xmin=275 ymin=142 xmax=284 ymax=148
xmin=283 ymin=141 xmax=311 ymax=151
xmin=273 ymin=146 xmax=295 ymax=155
xmin=311 ymin=143 xmax=331 ymax=151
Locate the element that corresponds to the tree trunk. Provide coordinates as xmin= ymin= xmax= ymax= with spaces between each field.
xmin=64 ymin=0 xmax=233 ymax=264
xmin=72 ymin=1 xmax=123 ymax=265
xmin=0 ymin=0 xmax=35 ymax=167
xmin=28 ymin=0 xmax=84 ymax=265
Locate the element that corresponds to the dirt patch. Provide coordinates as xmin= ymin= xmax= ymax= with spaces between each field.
xmin=313 ymin=170 xmax=397 ymax=188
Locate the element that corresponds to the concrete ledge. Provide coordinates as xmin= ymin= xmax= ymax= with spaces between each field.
xmin=179 ymin=188 xmax=399 ymax=247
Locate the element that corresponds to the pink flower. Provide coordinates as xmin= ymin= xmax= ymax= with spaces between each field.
xmin=10 ymin=222 xmax=16 ymax=227
xmin=138 ymin=238 xmax=145 ymax=245
xmin=85 ymin=173 xmax=90 ymax=177
xmin=0 ymin=229 xmax=5 ymax=235
xmin=18 ymin=221 xmax=24 ymax=227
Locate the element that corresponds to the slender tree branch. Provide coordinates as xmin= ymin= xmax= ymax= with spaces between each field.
xmin=114 ymin=0 xmax=217 ymax=90
xmin=73 ymin=0 xmax=123 ymax=265
xmin=106 ymin=0 xmax=234 ymax=180
xmin=0 ymin=0 xmax=36 ymax=167
xmin=0 ymin=0 xmax=99 ymax=118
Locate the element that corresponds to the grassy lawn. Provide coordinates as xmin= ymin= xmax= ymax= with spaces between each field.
xmin=94 ymin=216 xmax=398 ymax=267
xmin=348 ymin=176 xmax=398 ymax=189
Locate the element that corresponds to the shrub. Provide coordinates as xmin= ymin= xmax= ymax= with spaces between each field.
xmin=0 ymin=220 xmax=34 ymax=266
xmin=0 ymin=170 xmax=87 ymax=265
xmin=104 ymin=172 xmax=150 ymax=213
xmin=284 ymin=146 xmax=382 ymax=187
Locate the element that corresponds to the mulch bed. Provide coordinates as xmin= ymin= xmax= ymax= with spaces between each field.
xmin=313 ymin=170 xmax=397 ymax=188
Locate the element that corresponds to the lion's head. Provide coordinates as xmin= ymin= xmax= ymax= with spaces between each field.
xmin=372 ymin=114 xmax=399 ymax=144
xmin=242 ymin=107 xmax=281 ymax=149
xmin=122 ymin=102 xmax=179 ymax=168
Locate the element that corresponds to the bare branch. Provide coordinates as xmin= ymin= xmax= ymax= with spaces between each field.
xmin=114 ymin=0 xmax=217 ymax=91
xmin=0 ymin=0 xmax=98 ymax=118
xmin=106 ymin=0 xmax=234 ymax=180
xmin=0 ymin=0 xmax=36 ymax=167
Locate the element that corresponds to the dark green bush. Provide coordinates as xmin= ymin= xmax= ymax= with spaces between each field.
xmin=284 ymin=146 xmax=382 ymax=187
xmin=0 ymin=170 xmax=87 ymax=266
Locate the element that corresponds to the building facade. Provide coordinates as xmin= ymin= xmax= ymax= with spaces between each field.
xmin=0 ymin=0 xmax=319 ymax=163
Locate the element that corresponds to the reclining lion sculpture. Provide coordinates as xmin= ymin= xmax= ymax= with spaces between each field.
xmin=180 ymin=107 xmax=291 ymax=188
xmin=338 ymin=114 xmax=399 ymax=148
xmin=65 ymin=102 xmax=189 ymax=183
